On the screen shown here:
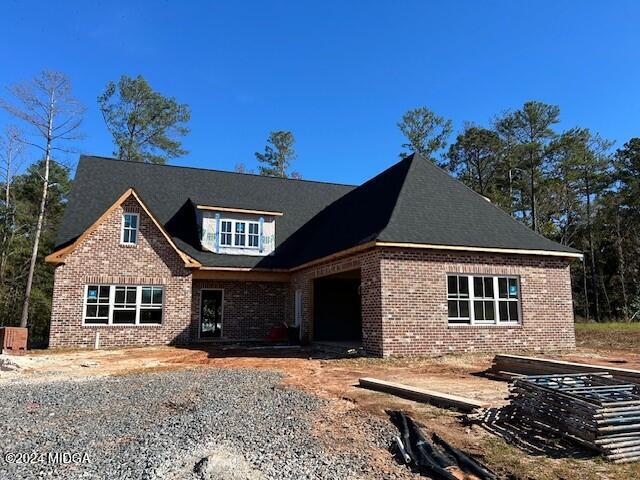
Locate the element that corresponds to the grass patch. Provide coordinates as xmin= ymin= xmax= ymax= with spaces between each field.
xmin=575 ymin=322 xmax=640 ymax=352
xmin=576 ymin=322 xmax=640 ymax=332
xmin=480 ymin=436 xmax=640 ymax=480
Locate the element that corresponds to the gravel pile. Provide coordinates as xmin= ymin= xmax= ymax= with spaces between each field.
xmin=0 ymin=368 xmax=410 ymax=479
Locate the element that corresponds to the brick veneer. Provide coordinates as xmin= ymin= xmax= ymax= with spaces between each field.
xmin=49 ymin=196 xmax=193 ymax=348
xmin=191 ymin=280 xmax=289 ymax=340
xmin=290 ymin=247 xmax=576 ymax=357
xmin=48 ymin=194 xmax=576 ymax=355
xmin=377 ymin=247 xmax=576 ymax=356
xmin=290 ymin=250 xmax=384 ymax=355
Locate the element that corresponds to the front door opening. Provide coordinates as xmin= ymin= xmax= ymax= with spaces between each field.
xmin=200 ymin=290 xmax=223 ymax=339
xmin=313 ymin=269 xmax=362 ymax=343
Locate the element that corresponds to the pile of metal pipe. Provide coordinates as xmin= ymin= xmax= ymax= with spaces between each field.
xmin=389 ymin=410 xmax=497 ymax=479
xmin=509 ymin=373 xmax=640 ymax=463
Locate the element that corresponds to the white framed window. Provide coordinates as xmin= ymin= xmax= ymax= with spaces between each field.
xmin=84 ymin=285 xmax=110 ymax=324
xmin=447 ymin=275 xmax=470 ymax=324
xmin=219 ymin=219 xmax=261 ymax=249
xmin=248 ymin=222 xmax=260 ymax=248
xmin=447 ymin=274 xmax=521 ymax=326
xmin=234 ymin=221 xmax=246 ymax=246
xmin=498 ymin=277 xmax=520 ymax=322
xmin=113 ymin=286 xmax=137 ymax=324
xmin=121 ymin=213 xmax=139 ymax=245
xmin=83 ymin=285 xmax=164 ymax=325
xmin=220 ymin=220 xmax=232 ymax=246
xmin=140 ymin=286 xmax=163 ymax=324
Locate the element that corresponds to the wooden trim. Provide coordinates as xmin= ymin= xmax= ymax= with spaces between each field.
xmin=287 ymin=240 xmax=580 ymax=274
xmin=45 ymin=188 xmax=202 ymax=268
xmin=358 ymin=377 xmax=486 ymax=412
xmin=197 ymin=266 xmax=289 ymax=272
xmin=374 ymin=241 xmax=583 ymax=259
xmin=196 ymin=205 xmax=283 ymax=217
xmin=288 ymin=241 xmax=377 ymax=272
xmin=192 ymin=269 xmax=290 ymax=282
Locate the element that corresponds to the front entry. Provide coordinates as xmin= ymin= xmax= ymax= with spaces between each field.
xmin=313 ymin=270 xmax=362 ymax=342
xmin=200 ymin=290 xmax=223 ymax=339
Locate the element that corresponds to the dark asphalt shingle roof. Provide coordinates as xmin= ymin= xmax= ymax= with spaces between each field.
xmin=56 ymin=154 xmax=579 ymax=269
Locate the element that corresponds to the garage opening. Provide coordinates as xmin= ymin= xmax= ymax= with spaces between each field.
xmin=313 ymin=269 xmax=362 ymax=344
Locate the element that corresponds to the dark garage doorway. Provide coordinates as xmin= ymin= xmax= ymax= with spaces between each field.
xmin=313 ymin=269 xmax=362 ymax=342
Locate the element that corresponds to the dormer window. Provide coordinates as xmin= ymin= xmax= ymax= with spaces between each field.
xmin=248 ymin=222 xmax=260 ymax=247
xmin=220 ymin=220 xmax=232 ymax=246
xmin=121 ymin=213 xmax=139 ymax=245
xmin=217 ymin=219 xmax=261 ymax=249
xmin=234 ymin=222 xmax=246 ymax=246
xmin=197 ymin=205 xmax=280 ymax=256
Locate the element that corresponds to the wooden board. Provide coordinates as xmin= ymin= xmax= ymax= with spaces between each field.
xmin=358 ymin=377 xmax=487 ymax=412
xmin=491 ymin=355 xmax=640 ymax=385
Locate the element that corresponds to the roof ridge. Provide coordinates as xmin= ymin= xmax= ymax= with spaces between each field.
xmin=79 ymin=154 xmax=357 ymax=188
xmin=374 ymin=153 xmax=416 ymax=241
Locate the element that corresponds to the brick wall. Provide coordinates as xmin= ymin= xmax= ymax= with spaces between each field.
xmin=291 ymin=247 xmax=576 ymax=357
xmin=378 ymin=248 xmax=576 ymax=357
xmin=49 ymin=196 xmax=193 ymax=348
xmin=49 ymin=194 xmax=576 ymax=356
xmin=191 ymin=280 xmax=289 ymax=340
xmin=290 ymin=250 xmax=384 ymax=354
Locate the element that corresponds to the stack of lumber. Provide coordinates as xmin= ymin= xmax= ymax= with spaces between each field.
xmin=490 ymin=354 xmax=640 ymax=384
xmin=509 ymin=373 xmax=640 ymax=463
xmin=359 ymin=377 xmax=487 ymax=412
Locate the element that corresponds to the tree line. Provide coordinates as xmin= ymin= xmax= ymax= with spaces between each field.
xmin=398 ymin=104 xmax=639 ymax=323
xmin=0 ymin=70 xmax=636 ymax=347
xmin=0 ymin=70 xmax=301 ymax=346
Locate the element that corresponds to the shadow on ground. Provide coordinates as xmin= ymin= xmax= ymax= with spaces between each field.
xmin=173 ymin=342 xmax=362 ymax=361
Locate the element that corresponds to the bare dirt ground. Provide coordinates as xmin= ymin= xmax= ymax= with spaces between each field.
xmin=2 ymin=333 xmax=640 ymax=479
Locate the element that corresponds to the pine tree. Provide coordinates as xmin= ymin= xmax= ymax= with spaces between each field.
xmin=255 ymin=131 xmax=296 ymax=178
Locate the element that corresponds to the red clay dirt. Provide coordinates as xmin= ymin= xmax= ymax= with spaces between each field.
xmin=6 ymin=344 xmax=640 ymax=479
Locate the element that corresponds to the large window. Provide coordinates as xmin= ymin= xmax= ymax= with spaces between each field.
xmin=219 ymin=219 xmax=260 ymax=249
xmin=121 ymin=213 xmax=138 ymax=245
xmin=447 ymin=274 xmax=520 ymax=325
xmin=83 ymin=285 xmax=163 ymax=325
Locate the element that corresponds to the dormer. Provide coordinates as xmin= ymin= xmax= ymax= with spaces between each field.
xmin=197 ymin=205 xmax=281 ymax=256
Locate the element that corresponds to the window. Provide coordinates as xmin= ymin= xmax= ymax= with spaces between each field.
xmin=121 ymin=213 xmax=138 ymax=245
xmin=447 ymin=275 xmax=470 ymax=323
xmin=219 ymin=219 xmax=262 ymax=249
xmin=447 ymin=275 xmax=520 ymax=325
xmin=140 ymin=287 xmax=163 ymax=324
xmin=83 ymin=285 xmax=163 ymax=325
xmin=113 ymin=286 xmax=137 ymax=324
xmin=220 ymin=220 xmax=232 ymax=246
xmin=234 ymin=221 xmax=246 ymax=246
xmin=498 ymin=277 xmax=520 ymax=322
xmin=473 ymin=276 xmax=496 ymax=323
xmin=85 ymin=285 xmax=110 ymax=324
xmin=248 ymin=222 xmax=260 ymax=248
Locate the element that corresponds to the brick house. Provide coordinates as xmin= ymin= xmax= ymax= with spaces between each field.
xmin=46 ymin=154 xmax=581 ymax=356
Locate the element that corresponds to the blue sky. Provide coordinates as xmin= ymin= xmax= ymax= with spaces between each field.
xmin=1 ymin=1 xmax=639 ymax=185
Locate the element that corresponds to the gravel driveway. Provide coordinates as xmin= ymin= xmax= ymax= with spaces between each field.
xmin=0 ymin=368 xmax=412 ymax=479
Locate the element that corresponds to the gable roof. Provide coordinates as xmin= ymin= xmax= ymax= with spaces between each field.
xmin=52 ymin=154 xmax=580 ymax=270
xmin=46 ymin=188 xmax=202 ymax=268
